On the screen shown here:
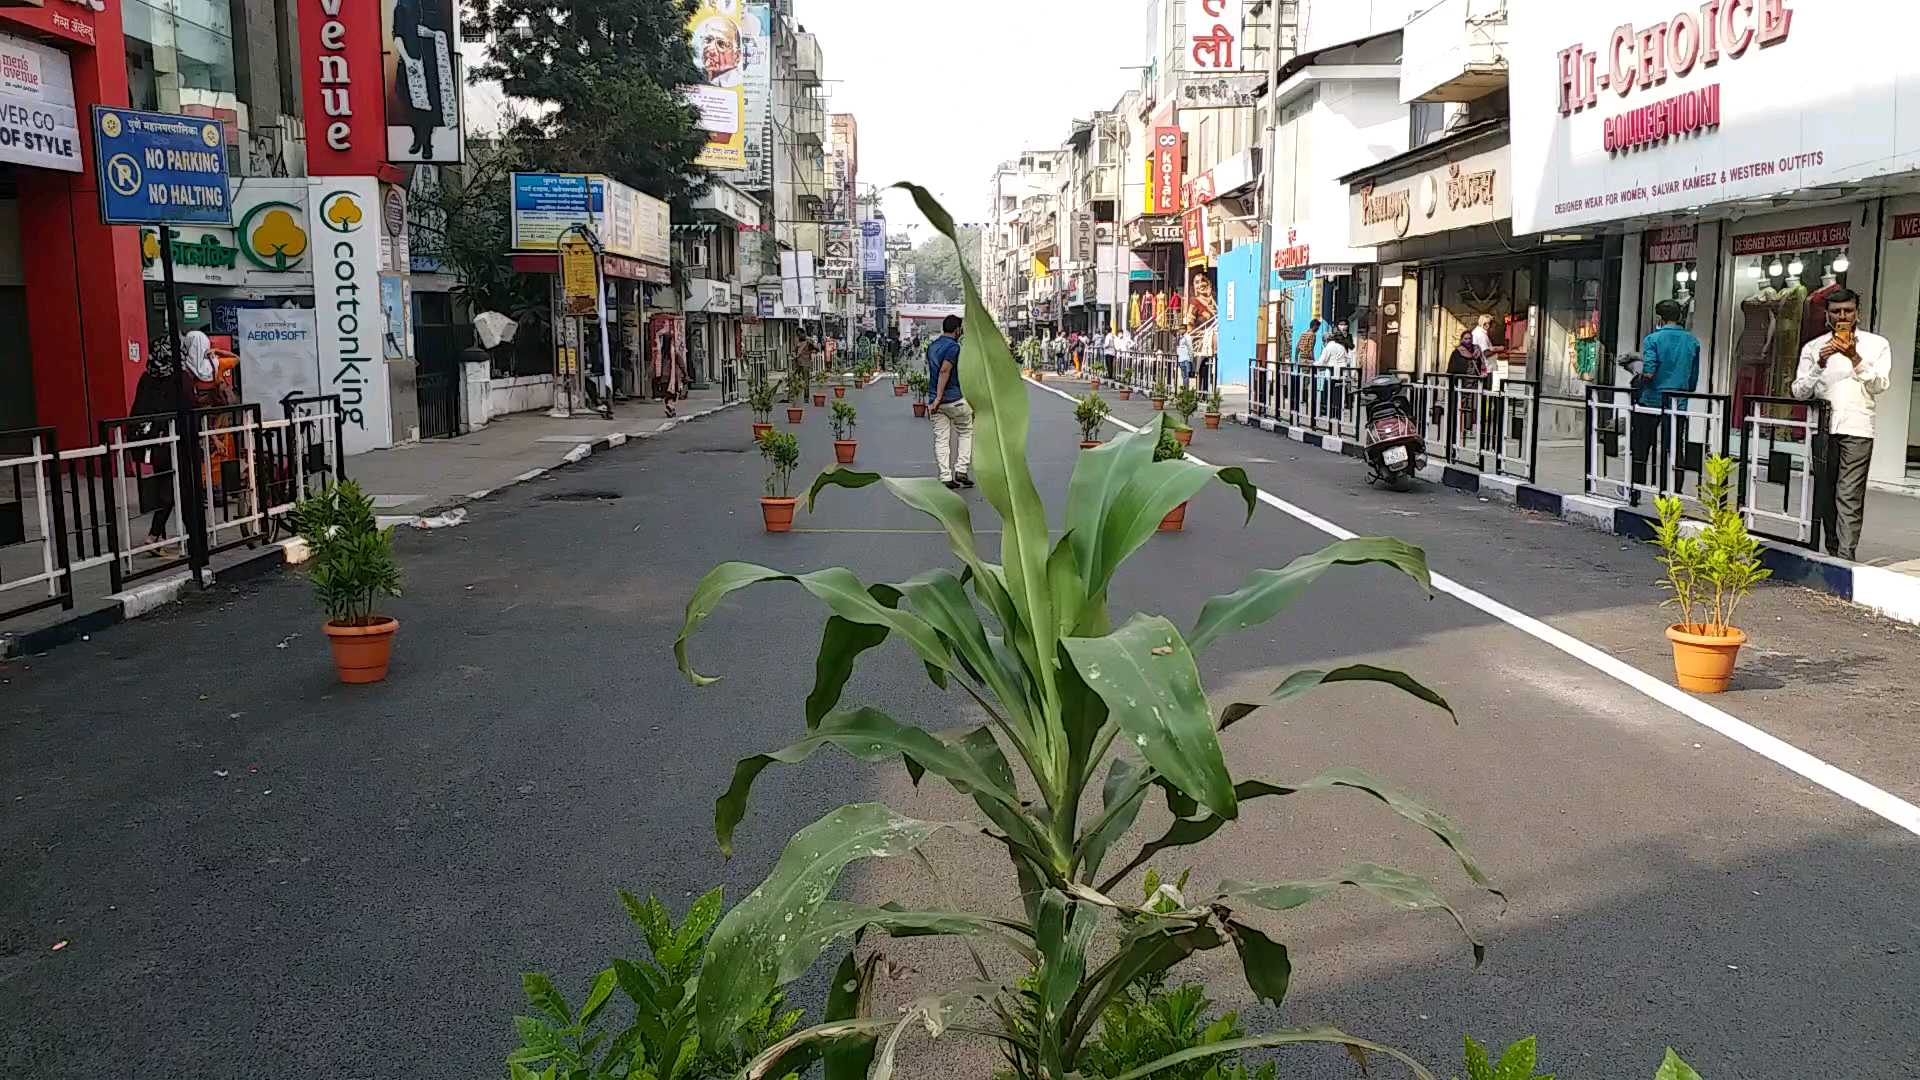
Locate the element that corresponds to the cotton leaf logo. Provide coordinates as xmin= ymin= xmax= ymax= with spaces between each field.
xmin=324 ymin=193 xmax=364 ymax=232
xmin=141 ymin=230 xmax=160 ymax=263
xmin=253 ymin=210 xmax=308 ymax=266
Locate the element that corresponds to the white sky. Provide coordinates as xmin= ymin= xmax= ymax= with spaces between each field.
xmin=792 ymin=0 xmax=1146 ymax=237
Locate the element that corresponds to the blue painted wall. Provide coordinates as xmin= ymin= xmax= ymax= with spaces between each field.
xmin=1216 ymin=242 xmax=1263 ymax=386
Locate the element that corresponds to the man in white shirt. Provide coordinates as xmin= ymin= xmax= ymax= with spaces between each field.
xmin=1792 ymin=288 xmax=1892 ymax=561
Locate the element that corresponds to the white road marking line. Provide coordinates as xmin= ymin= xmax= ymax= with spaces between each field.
xmin=1026 ymin=377 xmax=1920 ymax=837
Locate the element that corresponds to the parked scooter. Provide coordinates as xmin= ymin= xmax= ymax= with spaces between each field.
xmin=1359 ymin=375 xmax=1426 ymax=491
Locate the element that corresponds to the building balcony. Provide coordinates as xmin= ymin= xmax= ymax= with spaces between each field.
xmin=1400 ymin=0 xmax=1507 ymax=104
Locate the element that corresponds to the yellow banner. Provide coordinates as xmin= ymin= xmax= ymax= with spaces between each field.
xmin=688 ymin=3 xmax=747 ymax=170
xmin=1031 ymin=254 xmax=1049 ymax=280
xmin=560 ymin=236 xmax=598 ymax=316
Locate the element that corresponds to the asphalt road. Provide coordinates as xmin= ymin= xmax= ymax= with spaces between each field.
xmin=3 ymin=377 xmax=1916 ymax=1080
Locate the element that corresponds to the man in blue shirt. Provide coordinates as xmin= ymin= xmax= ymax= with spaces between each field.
xmin=927 ymin=314 xmax=973 ymax=489
xmin=1630 ymin=298 xmax=1701 ymax=499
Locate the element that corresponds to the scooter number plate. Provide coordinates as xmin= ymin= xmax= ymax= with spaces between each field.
xmin=1383 ymin=446 xmax=1409 ymax=467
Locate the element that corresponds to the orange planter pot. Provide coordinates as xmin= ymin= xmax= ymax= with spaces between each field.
xmin=751 ymin=421 xmax=772 ymax=440
xmin=1204 ymin=413 xmax=1221 ymax=429
xmin=894 ymin=384 xmax=908 ymax=396
xmin=787 ymin=407 xmax=805 ymax=424
xmin=1173 ymin=428 xmax=1193 ymax=446
xmin=833 ymin=385 xmax=846 ymax=398
xmin=1119 ymin=389 xmax=1133 ymax=400
xmin=812 ymin=393 xmax=827 ymax=407
xmin=912 ymin=402 xmax=928 ymax=417
xmin=324 ymin=617 xmax=399 ymax=684
xmin=1158 ymin=501 xmax=1188 ymax=533
xmin=1090 ymin=378 xmax=1101 ymax=389
xmin=834 ymin=440 xmax=857 ymax=464
xmin=1151 ymin=397 xmax=1167 ymax=410
xmin=760 ymin=496 xmax=798 ymax=533
xmin=1666 ymin=624 xmax=1747 ymax=693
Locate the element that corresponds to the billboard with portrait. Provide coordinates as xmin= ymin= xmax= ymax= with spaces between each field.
xmin=686 ymin=0 xmax=746 ymax=171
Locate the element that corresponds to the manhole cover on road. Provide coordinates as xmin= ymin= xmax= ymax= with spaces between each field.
xmin=539 ymin=490 xmax=623 ymax=502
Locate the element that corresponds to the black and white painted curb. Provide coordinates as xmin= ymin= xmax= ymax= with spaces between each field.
xmin=1228 ymin=410 xmax=1920 ymax=627
xmin=2 ymin=400 xmax=742 ymax=660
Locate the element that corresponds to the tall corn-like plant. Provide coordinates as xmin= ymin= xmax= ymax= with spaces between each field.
xmin=674 ymin=185 xmax=1497 ymax=1080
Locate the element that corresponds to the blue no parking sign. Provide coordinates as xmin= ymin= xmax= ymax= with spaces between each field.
xmin=92 ymin=106 xmax=231 ymax=226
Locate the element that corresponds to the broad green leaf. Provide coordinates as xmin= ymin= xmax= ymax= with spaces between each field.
xmin=714 ymin=708 xmax=1026 ymax=856
xmin=697 ymin=804 xmax=955 ymax=1045
xmin=899 ymin=182 xmax=1060 ymax=742
xmin=806 ymin=615 xmax=892 ymax=728
xmin=1066 ymin=919 xmax=1224 ymax=1055
xmin=521 ymin=972 xmax=569 ymax=1026
xmin=675 ymin=563 xmax=952 ymax=686
xmin=1065 ymin=426 xmax=1157 ymax=586
xmin=1220 ymin=664 xmax=1454 ymax=730
xmin=1224 ymin=919 xmax=1292 ymax=1006
xmin=735 ymin=1018 xmax=897 ymax=1080
xmin=1077 ymin=756 xmax=1149 ymax=881
xmin=577 ymin=967 xmax=617 ymax=1026
xmin=804 ymin=901 xmax=1037 ymax=964
xmin=1091 ymin=457 xmax=1244 ymax=592
xmin=671 ymin=888 xmax=723 ymax=957
xmin=1188 ymin=538 xmax=1433 ymax=655
xmin=618 ymin=889 xmax=671 ymax=955
xmin=1100 ymin=1026 xmax=1441 ymax=1080
xmin=1494 ymin=1035 xmax=1539 ymax=1080
xmin=811 ymin=469 xmax=1019 ymax=628
xmin=1036 ymin=890 xmax=1099 ymax=1074
xmin=822 ymin=950 xmax=879 ymax=1080
xmin=1219 ymin=862 xmax=1485 ymax=965
xmin=1655 ymin=1049 xmax=1704 ymax=1080
xmin=1063 ymin=615 xmax=1236 ymax=820
xmin=899 ymin=570 xmax=1032 ymax=741
xmin=1465 ymin=1033 xmax=1494 ymax=1080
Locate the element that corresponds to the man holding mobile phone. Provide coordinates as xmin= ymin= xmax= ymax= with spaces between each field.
xmin=1794 ymin=289 xmax=1891 ymax=561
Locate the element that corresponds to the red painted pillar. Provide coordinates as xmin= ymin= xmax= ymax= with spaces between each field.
xmin=6 ymin=5 xmax=148 ymax=446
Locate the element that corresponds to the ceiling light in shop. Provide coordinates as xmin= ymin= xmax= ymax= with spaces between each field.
xmin=1747 ymin=263 xmax=1764 ymax=280
xmin=1833 ymin=254 xmax=1851 ymax=272
xmin=1768 ymin=259 xmax=1785 ymax=277
xmin=1788 ymin=259 xmax=1805 ymax=276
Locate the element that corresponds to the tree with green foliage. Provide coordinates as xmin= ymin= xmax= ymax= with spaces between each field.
xmin=909 ymin=228 xmax=982 ymax=305
xmin=471 ymin=0 xmax=707 ymax=203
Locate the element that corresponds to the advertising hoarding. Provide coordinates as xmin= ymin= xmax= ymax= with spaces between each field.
xmin=92 ymin=107 xmax=230 ymax=225
xmin=686 ymin=0 xmax=746 ymax=171
xmin=382 ymin=0 xmax=462 ymax=163
xmin=0 ymin=32 xmax=80 ymax=172
xmin=309 ymin=176 xmax=393 ymax=454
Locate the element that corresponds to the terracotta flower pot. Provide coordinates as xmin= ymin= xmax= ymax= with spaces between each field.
xmin=1033 ymin=370 xmax=1044 ymax=381
xmin=833 ymin=385 xmax=846 ymax=398
xmin=1151 ymin=397 xmax=1167 ymax=411
xmin=1666 ymin=624 xmax=1748 ymax=693
xmin=751 ymin=421 xmax=772 ymax=440
xmin=1173 ymin=428 xmax=1193 ymax=446
xmin=760 ymin=496 xmax=798 ymax=533
xmin=834 ymin=440 xmax=857 ymax=464
xmin=787 ymin=407 xmax=805 ymax=424
xmin=324 ymin=617 xmax=399 ymax=685
xmin=912 ymin=402 xmax=928 ymax=417
xmin=813 ymin=393 xmax=827 ymax=407
xmin=1091 ymin=378 xmax=1101 ymax=390
xmin=1204 ymin=413 xmax=1222 ymax=429
xmin=1157 ymin=501 xmax=1188 ymax=533
xmin=894 ymin=383 xmax=908 ymax=396
xmin=1119 ymin=389 xmax=1133 ymax=400
xmin=1079 ymin=440 xmax=1103 ymax=449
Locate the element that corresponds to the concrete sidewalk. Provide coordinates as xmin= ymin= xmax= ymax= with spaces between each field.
xmin=350 ymin=386 xmax=736 ymax=520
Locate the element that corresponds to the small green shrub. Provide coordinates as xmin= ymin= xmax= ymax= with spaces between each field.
xmin=747 ymin=377 xmax=776 ymax=423
xmin=830 ymin=398 xmax=858 ymax=441
xmin=1453 ymin=1035 xmax=1706 ymax=1080
xmin=1152 ymin=378 xmax=1171 ymax=401
xmin=1651 ymin=455 xmax=1770 ymax=632
xmin=1206 ymin=385 xmax=1224 ymax=416
xmin=783 ymin=365 xmax=811 ymax=405
xmin=290 ymin=479 xmax=401 ymax=625
xmin=1154 ymin=417 xmax=1186 ymax=462
xmin=759 ymin=430 xmax=799 ymax=498
xmin=1075 ymin=392 xmax=1111 ymax=443
xmin=905 ymin=368 xmax=930 ymax=397
xmin=1172 ymin=385 xmax=1201 ymax=425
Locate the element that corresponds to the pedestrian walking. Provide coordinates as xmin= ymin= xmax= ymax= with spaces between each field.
xmin=1176 ymin=331 xmax=1194 ymax=388
xmin=1628 ymin=298 xmax=1701 ymax=499
xmin=1445 ymin=330 xmax=1482 ymax=441
xmin=1317 ymin=329 xmax=1351 ymax=420
xmin=128 ymin=335 xmax=184 ymax=553
xmin=1295 ymin=318 xmax=1321 ymax=365
xmin=1100 ymin=328 xmax=1116 ymax=377
xmin=1793 ymin=288 xmax=1891 ymax=561
xmin=926 ymin=314 xmax=974 ymax=490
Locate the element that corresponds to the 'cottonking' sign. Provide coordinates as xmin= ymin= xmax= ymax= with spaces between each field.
xmin=309 ymin=175 xmax=392 ymax=453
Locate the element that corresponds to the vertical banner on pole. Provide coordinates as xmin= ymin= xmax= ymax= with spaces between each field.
xmin=309 ymin=176 xmax=394 ymax=454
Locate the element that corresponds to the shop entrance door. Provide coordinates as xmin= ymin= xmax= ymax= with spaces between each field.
xmin=0 ymin=288 xmax=31 ymax=430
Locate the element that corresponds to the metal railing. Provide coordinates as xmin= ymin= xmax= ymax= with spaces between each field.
xmin=0 ymin=428 xmax=73 ymax=622
xmin=1739 ymin=395 xmax=1827 ymax=547
xmin=1584 ymin=386 xmax=1731 ymax=514
xmin=1411 ymin=374 xmax=1541 ymax=482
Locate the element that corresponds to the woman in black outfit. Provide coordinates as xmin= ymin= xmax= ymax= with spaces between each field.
xmin=128 ymin=336 xmax=181 ymax=551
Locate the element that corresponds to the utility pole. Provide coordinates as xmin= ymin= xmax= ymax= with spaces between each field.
xmin=1254 ymin=0 xmax=1289 ymax=389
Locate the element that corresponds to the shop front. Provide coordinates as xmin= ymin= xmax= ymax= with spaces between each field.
xmin=1510 ymin=0 xmax=1920 ymax=488
xmin=1123 ymin=213 xmax=1184 ymax=343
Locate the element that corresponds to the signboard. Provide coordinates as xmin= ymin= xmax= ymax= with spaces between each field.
xmin=299 ymin=0 xmax=384 ymax=175
xmin=1183 ymin=205 xmax=1208 ymax=267
xmin=1511 ymin=0 xmax=1920 ymax=234
xmin=694 ymin=180 xmax=760 ymax=227
xmin=685 ymin=0 xmax=746 ymax=170
xmin=92 ymin=107 xmax=230 ymax=225
xmin=721 ymin=1 xmax=772 ymax=190
xmin=1072 ymin=211 xmax=1094 ymax=264
xmin=860 ymin=219 xmax=885 ymax=282
xmin=510 ymin=172 xmax=670 ymax=267
xmin=1127 ymin=215 xmax=1184 ymax=246
xmin=0 ymin=32 xmax=80 ymax=172
xmin=1729 ymin=222 xmax=1848 ymax=257
xmin=1348 ymin=144 xmax=1510 ymax=247
xmin=1152 ymin=126 xmax=1183 ymax=216
xmin=1271 ymin=226 xmax=1310 ymax=273
xmin=140 ymin=227 xmax=242 ymax=285
xmin=1187 ymin=0 xmax=1243 ymax=72
xmin=1177 ymin=74 xmax=1263 ymax=110
xmin=560 ymin=235 xmax=597 ymax=315
xmin=1642 ymin=224 xmax=1698 ymax=263
xmin=309 ymin=176 xmax=393 ymax=454
xmin=236 ymin=309 xmax=320 ymax=414
xmin=233 ymin=180 xmax=313 ymax=274
xmin=1893 ymin=214 xmax=1920 ymax=243
xmin=381 ymin=0 xmax=462 ymax=163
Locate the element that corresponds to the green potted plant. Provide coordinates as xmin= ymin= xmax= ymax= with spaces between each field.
xmin=783 ymin=366 xmax=809 ymax=424
xmin=1204 ymin=384 xmax=1225 ymax=429
xmin=1170 ymin=385 xmax=1202 ymax=445
xmin=747 ymin=377 xmax=775 ymax=441
xmin=1153 ymin=417 xmax=1191 ymax=531
xmin=1118 ymin=382 xmax=1133 ymax=401
xmin=757 ymin=429 xmax=800 ymax=533
xmin=829 ymin=397 xmax=858 ymax=464
xmin=905 ymin=369 xmax=930 ymax=416
xmin=1653 ymin=455 xmax=1770 ymax=693
xmin=672 ymin=184 xmax=1488 ymax=1080
xmin=1075 ymin=390 xmax=1110 ymax=448
xmin=1150 ymin=377 xmax=1170 ymax=410
xmin=290 ymin=479 xmax=402 ymax=684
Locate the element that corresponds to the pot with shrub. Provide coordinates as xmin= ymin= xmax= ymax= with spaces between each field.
xmin=830 ymin=398 xmax=859 ymax=464
xmin=1118 ymin=385 xmax=1133 ymax=401
xmin=1170 ymin=385 xmax=1201 ymax=445
xmin=1150 ymin=377 xmax=1170 ymax=410
xmin=747 ymin=377 xmax=775 ymax=440
xmin=290 ymin=479 xmax=402 ymax=684
xmin=757 ymin=429 xmax=800 ymax=533
xmin=1652 ymin=455 xmax=1769 ymax=693
xmin=1075 ymin=390 xmax=1110 ymax=448
xmin=1153 ymin=418 xmax=1191 ymax=531
xmin=1205 ymin=384 xmax=1224 ymax=428
xmin=906 ymin=369 xmax=931 ymax=416
xmin=783 ymin=366 xmax=810 ymax=424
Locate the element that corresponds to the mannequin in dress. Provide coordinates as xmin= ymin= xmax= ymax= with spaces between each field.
xmin=1771 ymin=275 xmax=1809 ymax=395
xmin=1736 ymin=281 xmax=1777 ymax=368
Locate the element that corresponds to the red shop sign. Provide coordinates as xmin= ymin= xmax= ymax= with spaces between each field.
xmin=1643 ymin=224 xmax=1698 ymax=263
xmin=1891 ymin=214 xmax=1920 ymax=242
xmin=298 ymin=0 xmax=386 ymax=175
xmin=1154 ymin=126 xmax=1183 ymax=216
xmin=1730 ymin=222 xmax=1849 ymax=257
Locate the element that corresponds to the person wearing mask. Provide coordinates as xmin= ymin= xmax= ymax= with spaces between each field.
xmin=926 ymin=314 xmax=974 ymax=489
xmin=1793 ymin=288 xmax=1891 ymax=561
xmin=1629 ymin=298 xmax=1702 ymax=500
